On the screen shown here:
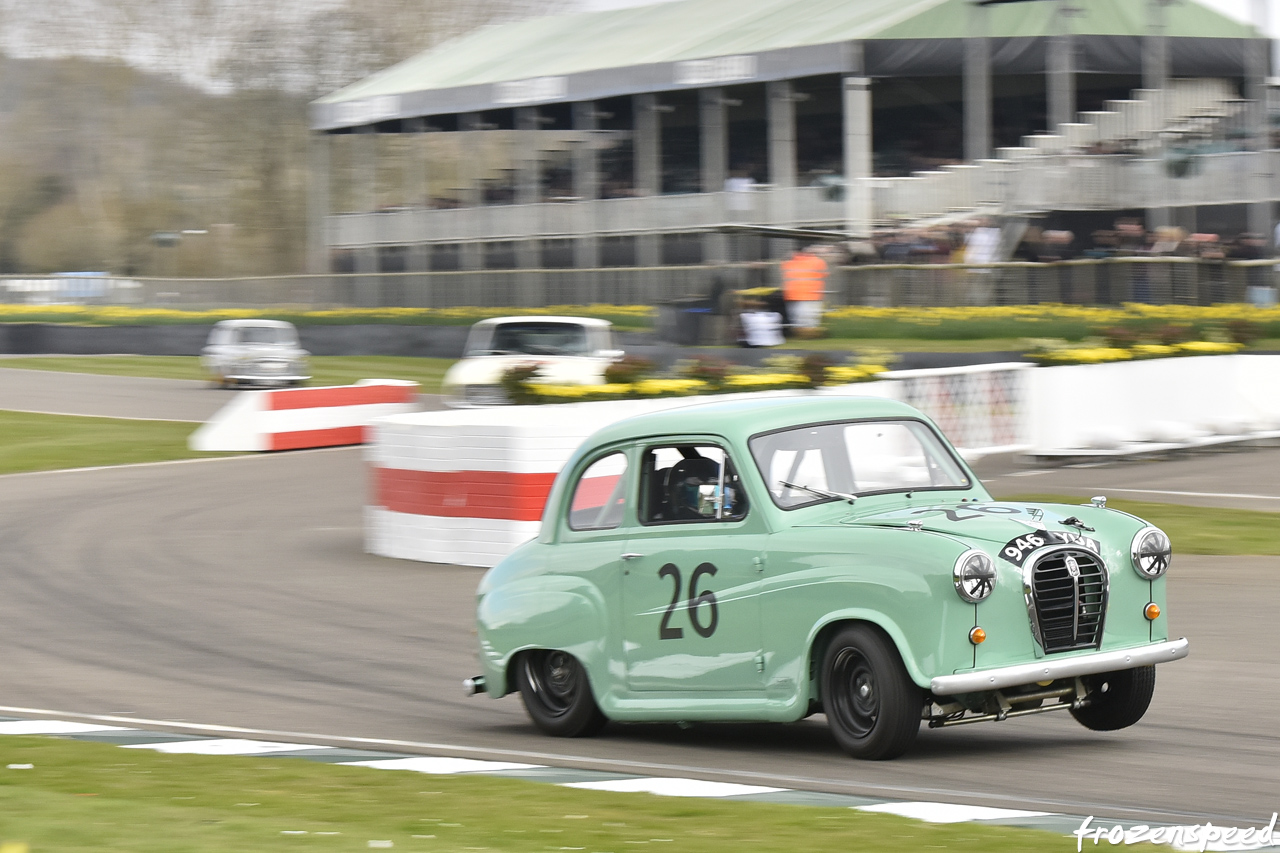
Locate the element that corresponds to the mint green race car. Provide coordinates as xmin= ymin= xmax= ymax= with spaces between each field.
xmin=467 ymin=396 xmax=1188 ymax=760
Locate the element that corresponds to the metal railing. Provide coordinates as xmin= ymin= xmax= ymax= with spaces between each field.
xmin=327 ymin=150 xmax=1280 ymax=247
xmin=3 ymin=258 xmax=1274 ymax=310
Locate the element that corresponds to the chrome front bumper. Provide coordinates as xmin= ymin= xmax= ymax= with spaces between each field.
xmin=930 ymin=637 xmax=1189 ymax=696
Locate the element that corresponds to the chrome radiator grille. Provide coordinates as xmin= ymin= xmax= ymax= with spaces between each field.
xmin=1029 ymin=549 xmax=1107 ymax=653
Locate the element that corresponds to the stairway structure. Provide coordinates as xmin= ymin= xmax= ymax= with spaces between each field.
xmin=875 ymin=79 xmax=1254 ymax=225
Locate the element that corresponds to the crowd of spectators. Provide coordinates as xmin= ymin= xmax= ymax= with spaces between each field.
xmin=862 ymin=218 xmax=1273 ymax=266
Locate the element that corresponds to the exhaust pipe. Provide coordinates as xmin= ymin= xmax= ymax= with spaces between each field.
xmin=463 ymin=676 xmax=486 ymax=697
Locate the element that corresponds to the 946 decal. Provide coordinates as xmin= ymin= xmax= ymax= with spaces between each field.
xmin=1000 ymin=531 xmax=1101 ymax=566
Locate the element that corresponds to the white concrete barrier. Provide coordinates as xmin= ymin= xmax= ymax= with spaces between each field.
xmin=190 ymin=379 xmax=420 ymax=452
xmin=1026 ymin=355 xmax=1280 ymax=456
xmin=362 ymin=370 xmax=1033 ymax=568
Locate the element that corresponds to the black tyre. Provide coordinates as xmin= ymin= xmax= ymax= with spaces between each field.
xmin=515 ymin=649 xmax=607 ymax=738
xmin=821 ymin=624 xmax=922 ymax=760
xmin=1070 ymin=666 xmax=1155 ymax=731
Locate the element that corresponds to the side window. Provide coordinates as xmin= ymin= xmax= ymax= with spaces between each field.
xmin=567 ymin=452 xmax=629 ymax=531
xmin=641 ymin=444 xmax=748 ymax=524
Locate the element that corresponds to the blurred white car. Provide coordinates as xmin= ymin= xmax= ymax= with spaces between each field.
xmin=443 ymin=316 xmax=623 ymax=407
xmin=201 ymin=319 xmax=310 ymax=388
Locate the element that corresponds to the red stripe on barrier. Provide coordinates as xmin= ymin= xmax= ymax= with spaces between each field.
xmin=267 ymin=384 xmax=416 ymax=411
xmin=269 ymin=426 xmax=366 ymax=451
xmin=374 ymin=467 xmax=557 ymax=522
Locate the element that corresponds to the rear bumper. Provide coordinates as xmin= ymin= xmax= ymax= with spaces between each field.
xmin=930 ymin=637 xmax=1189 ymax=695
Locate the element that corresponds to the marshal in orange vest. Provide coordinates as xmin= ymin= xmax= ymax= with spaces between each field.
xmin=781 ymin=251 xmax=828 ymax=303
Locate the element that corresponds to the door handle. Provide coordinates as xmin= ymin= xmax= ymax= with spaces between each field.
xmin=621 ymin=553 xmax=643 ymax=561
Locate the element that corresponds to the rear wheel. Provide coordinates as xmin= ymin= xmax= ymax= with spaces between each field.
xmin=515 ymin=650 xmax=607 ymax=738
xmin=822 ymin=625 xmax=922 ymax=760
xmin=1070 ymin=666 xmax=1155 ymax=731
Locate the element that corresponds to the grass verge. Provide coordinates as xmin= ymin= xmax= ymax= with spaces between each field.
xmin=1003 ymin=494 xmax=1280 ymax=555
xmin=0 ymin=356 xmax=454 ymax=395
xmin=0 ymin=411 xmax=233 ymax=476
xmin=0 ymin=736 xmax=1065 ymax=853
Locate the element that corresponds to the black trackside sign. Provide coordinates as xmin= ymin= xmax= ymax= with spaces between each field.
xmin=999 ymin=530 xmax=1103 ymax=567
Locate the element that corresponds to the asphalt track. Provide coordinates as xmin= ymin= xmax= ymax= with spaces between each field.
xmin=2 ymin=367 xmax=1278 ymax=826
xmin=0 ymin=366 xmax=449 ymax=421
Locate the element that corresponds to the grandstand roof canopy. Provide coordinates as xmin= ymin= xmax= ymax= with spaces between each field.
xmin=312 ymin=0 xmax=1260 ymax=131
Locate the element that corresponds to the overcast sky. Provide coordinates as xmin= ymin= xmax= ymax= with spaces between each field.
xmin=579 ymin=0 xmax=1277 ymax=39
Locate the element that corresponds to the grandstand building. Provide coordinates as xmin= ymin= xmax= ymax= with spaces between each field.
xmin=309 ymin=0 xmax=1271 ymax=277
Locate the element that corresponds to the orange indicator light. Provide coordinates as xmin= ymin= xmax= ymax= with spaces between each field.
xmin=1144 ymin=603 xmax=1161 ymax=621
xmin=969 ymin=627 xmax=987 ymax=645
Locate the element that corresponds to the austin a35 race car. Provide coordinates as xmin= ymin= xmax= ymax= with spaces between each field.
xmin=467 ymin=396 xmax=1188 ymax=759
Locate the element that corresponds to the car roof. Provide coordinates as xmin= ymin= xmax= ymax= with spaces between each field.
xmin=582 ymin=394 xmax=931 ymax=449
xmin=471 ymin=316 xmax=612 ymax=328
xmin=213 ymin=319 xmax=296 ymax=329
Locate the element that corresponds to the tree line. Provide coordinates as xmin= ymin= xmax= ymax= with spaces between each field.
xmin=0 ymin=0 xmax=566 ymax=277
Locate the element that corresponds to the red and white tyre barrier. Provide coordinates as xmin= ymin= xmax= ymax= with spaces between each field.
xmin=365 ymin=399 xmax=703 ymax=567
xmin=189 ymin=379 xmax=420 ymax=453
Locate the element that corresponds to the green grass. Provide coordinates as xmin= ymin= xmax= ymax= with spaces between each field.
xmin=0 ymin=356 xmax=454 ymax=395
xmin=1003 ymin=494 xmax=1280 ymax=555
xmin=0 ymin=736 xmax=1067 ymax=853
xmin=0 ymin=411 xmax=232 ymax=475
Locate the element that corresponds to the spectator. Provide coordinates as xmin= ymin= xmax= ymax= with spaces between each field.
xmin=963 ymin=217 xmax=1001 ymax=304
xmin=739 ymin=300 xmax=784 ymax=347
xmin=781 ymin=245 xmax=829 ymax=338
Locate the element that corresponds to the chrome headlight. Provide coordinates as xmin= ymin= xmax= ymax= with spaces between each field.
xmin=1131 ymin=527 xmax=1171 ymax=579
xmin=953 ymin=549 xmax=997 ymax=603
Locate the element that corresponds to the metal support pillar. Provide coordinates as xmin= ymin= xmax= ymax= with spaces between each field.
xmin=572 ymin=101 xmax=601 ymax=269
xmin=843 ymin=77 xmax=874 ymax=240
xmin=1246 ymin=0 xmax=1271 ymax=239
xmin=355 ymin=125 xmax=378 ymax=306
xmin=1144 ymin=0 xmax=1172 ymax=231
xmin=306 ymin=130 xmax=329 ymax=274
xmin=458 ymin=112 xmax=484 ymax=271
xmin=634 ymin=94 xmax=662 ymax=267
xmin=767 ymin=80 xmax=797 ymax=247
xmin=701 ymin=87 xmax=729 ymax=264
xmin=964 ymin=1 xmax=992 ymax=162
xmin=515 ymin=106 xmax=541 ymax=270
xmin=1046 ymin=0 xmax=1075 ymax=131
xmin=410 ymin=117 xmax=431 ymax=275
xmin=1142 ymin=0 xmax=1170 ymax=90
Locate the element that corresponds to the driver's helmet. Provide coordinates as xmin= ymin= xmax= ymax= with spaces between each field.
xmin=666 ymin=457 xmax=721 ymax=519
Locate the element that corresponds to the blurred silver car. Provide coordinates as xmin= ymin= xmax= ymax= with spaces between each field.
xmin=201 ymin=319 xmax=310 ymax=388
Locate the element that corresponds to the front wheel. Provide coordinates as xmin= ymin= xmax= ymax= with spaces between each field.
xmin=515 ymin=650 xmax=607 ymax=738
xmin=822 ymin=625 xmax=922 ymax=760
xmin=1070 ymin=666 xmax=1155 ymax=731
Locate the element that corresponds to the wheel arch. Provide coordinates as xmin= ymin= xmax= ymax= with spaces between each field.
xmin=806 ymin=613 xmax=931 ymax=706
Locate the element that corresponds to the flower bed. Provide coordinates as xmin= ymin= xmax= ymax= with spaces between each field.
xmin=1026 ymin=340 xmax=1243 ymax=365
xmin=511 ymin=356 xmax=889 ymax=404
xmin=5 ymin=302 xmax=1279 ymax=343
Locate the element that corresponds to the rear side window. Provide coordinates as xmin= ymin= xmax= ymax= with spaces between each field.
xmin=568 ymin=452 xmax=629 ymax=531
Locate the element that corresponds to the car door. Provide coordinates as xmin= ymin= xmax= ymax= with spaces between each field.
xmin=621 ymin=441 xmax=765 ymax=693
xmin=555 ymin=449 xmax=635 ymax=626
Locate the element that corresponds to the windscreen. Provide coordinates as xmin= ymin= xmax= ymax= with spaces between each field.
xmin=466 ymin=322 xmax=591 ymax=356
xmin=749 ymin=419 xmax=970 ymax=509
xmin=238 ymin=326 xmax=295 ymax=345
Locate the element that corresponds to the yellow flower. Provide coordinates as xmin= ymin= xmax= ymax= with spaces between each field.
xmin=1178 ymin=341 xmax=1242 ymax=354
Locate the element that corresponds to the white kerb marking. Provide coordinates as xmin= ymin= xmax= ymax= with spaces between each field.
xmin=563 ymin=778 xmax=784 ymax=798
xmin=343 ymin=757 xmax=542 ymax=774
xmin=857 ymin=802 xmax=1052 ymax=823
xmin=0 ymin=720 xmax=134 ymax=735
xmin=122 ymin=739 xmax=333 ymax=755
